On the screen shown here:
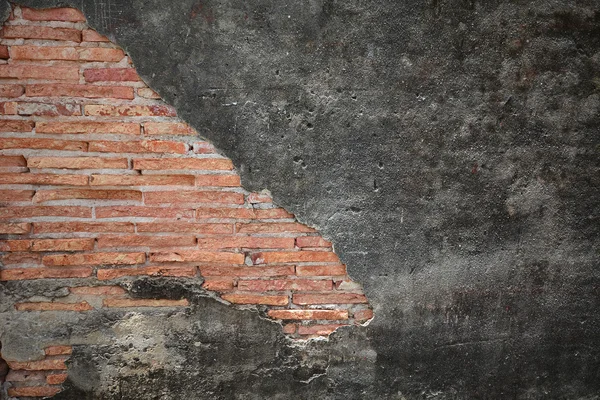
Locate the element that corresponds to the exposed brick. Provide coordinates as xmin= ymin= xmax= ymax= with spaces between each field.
xmin=296 ymin=265 xmax=347 ymax=276
xmin=237 ymin=279 xmax=332 ymax=292
xmin=247 ymin=192 xmax=272 ymax=203
xmin=0 ymin=267 xmax=93 ymax=281
xmin=70 ymin=286 xmax=126 ymax=295
xmin=296 ymin=236 xmax=332 ymax=248
xmin=33 ymin=222 xmax=134 ymax=234
xmin=44 ymin=346 xmax=72 ymax=356
xmin=252 ymin=251 xmax=339 ymax=264
xmin=0 ymin=239 xmax=32 ymax=251
xmin=334 ymin=279 xmax=363 ymax=291
xmin=15 ymin=301 xmax=94 ymax=311
xmin=0 ymin=119 xmax=33 ymax=132
xmin=0 ymin=206 xmax=91 ymax=219
xmin=27 ymin=157 xmax=128 ymax=169
xmin=202 ymin=279 xmax=233 ymax=291
xmin=8 ymin=387 xmax=62 ymax=398
xmin=26 ymin=84 xmax=134 ymax=99
xmin=47 ymin=373 xmax=69 ymax=384
xmin=282 ymin=324 xmax=297 ymax=334
xmin=84 ymin=68 xmax=141 ymax=82
xmin=195 ymin=175 xmax=241 ymax=187
xmin=197 ymin=237 xmax=295 ymax=249
xmin=199 ymin=265 xmax=294 ymax=277
xmin=88 ymin=140 xmax=187 ymax=154
xmin=43 ymin=252 xmax=145 ymax=266
xmin=137 ymin=87 xmax=160 ymax=99
xmin=11 ymin=46 xmax=125 ymax=62
xmin=33 ymin=189 xmax=141 ymax=203
xmin=5 ymin=370 xmax=46 ymax=382
xmin=0 ymin=65 xmax=79 ymax=81
xmin=0 ymin=101 xmax=17 ymax=114
xmin=292 ymin=293 xmax=368 ymax=305
xmin=97 ymin=235 xmax=196 ymax=248
xmin=267 ymin=309 xmax=349 ymax=320
xmin=236 ymin=223 xmax=315 ymax=234
xmin=149 ymin=250 xmax=244 ymax=264
xmin=0 ymin=44 xmax=8 ymax=59
xmin=21 ymin=6 xmax=86 ymax=22
xmin=95 ymin=206 xmax=194 ymax=219
xmin=0 ymin=84 xmax=24 ymax=98
xmin=2 ymin=25 xmax=81 ymax=42
xmin=192 ymin=142 xmax=215 ymax=154
xmin=85 ymin=104 xmax=176 ymax=116
xmin=144 ymin=191 xmax=244 ymax=205
xmin=222 ymin=293 xmax=289 ymax=306
xmin=17 ymin=102 xmax=81 ymax=116
xmin=0 ymin=222 xmax=31 ymax=234
xmin=254 ymin=209 xmax=295 ymax=219
xmin=2 ymin=252 xmax=40 ymax=265
xmin=143 ymin=122 xmax=195 ymax=136
xmin=31 ymin=238 xmax=95 ymax=252
xmin=103 ymin=298 xmax=189 ymax=308
xmin=137 ymin=222 xmax=232 ymax=234
xmin=0 ymin=173 xmax=88 ymax=186
xmin=36 ymin=121 xmax=140 ymax=135
xmin=0 ymin=138 xmax=87 ymax=151
xmin=7 ymin=358 xmax=67 ymax=370
xmin=353 ymin=309 xmax=374 ymax=322
xmin=91 ymin=174 xmax=194 ymax=186
xmin=297 ymin=324 xmax=345 ymax=336
xmin=97 ymin=266 xmax=196 ymax=280
xmin=133 ymin=158 xmax=233 ymax=171
xmin=82 ymin=29 xmax=109 ymax=42
xmin=196 ymin=208 xmax=256 ymax=219
xmin=0 ymin=155 xmax=26 ymax=167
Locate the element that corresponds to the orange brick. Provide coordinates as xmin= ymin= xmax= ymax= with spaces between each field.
xmin=353 ymin=309 xmax=374 ymax=322
xmin=17 ymin=102 xmax=81 ymax=116
xmin=222 ymin=293 xmax=288 ymax=306
xmin=70 ymin=286 xmax=126 ymax=295
xmin=16 ymin=301 xmax=93 ymax=311
xmin=103 ymin=298 xmax=189 ymax=308
xmin=0 ymin=206 xmax=91 ymax=219
xmin=31 ymin=238 xmax=95 ymax=252
xmin=196 ymin=208 xmax=256 ymax=219
xmin=195 ymin=175 xmax=241 ymax=187
xmin=0 ymin=64 xmax=79 ymax=80
xmin=7 ymin=358 xmax=67 ymax=370
xmin=97 ymin=235 xmax=196 ymax=248
xmin=254 ymin=209 xmax=294 ymax=219
xmin=0 ymin=239 xmax=32 ymax=251
xmin=11 ymin=46 xmax=124 ymax=62
xmin=21 ymin=6 xmax=86 ymax=21
xmin=90 ymin=175 xmax=194 ymax=186
xmin=0 ymin=222 xmax=30 ymax=234
xmin=0 ymin=267 xmax=93 ymax=281
xmin=202 ymin=279 xmax=233 ymax=291
xmin=2 ymin=252 xmax=40 ymax=265
xmin=8 ymin=387 xmax=61 ymax=397
xmin=2 ymin=25 xmax=81 ymax=42
xmin=137 ymin=87 xmax=160 ymax=99
xmin=297 ymin=324 xmax=345 ymax=336
xmin=296 ymin=236 xmax=332 ymax=248
xmin=44 ymin=346 xmax=72 ymax=356
xmin=27 ymin=157 xmax=128 ymax=169
xmin=267 ymin=310 xmax=349 ymax=320
xmin=197 ymin=237 xmax=295 ymax=249
xmin=144 ymin=191 xmax=244 ymax=205
xmin=95 ymin=206 xmax=194 ymax=219
xmin=82 ymin=29 xmax=109 ymax=42
xmin=149 ymin=250 xmax=244 ymax=264
xmin=143 ymin=122 xmax=195 ymax=136
xmin=36 ymin=121 xmax=140 ymax=135
xmin=133 ymin=158 xmax=233 ymax=171
xmin=43 ymin=252 xmax=145 ymax=266
xmin=296 ymin=265 xmax=347 ymax=276
xmin=236 ymin=223 xmax=315 ymax=234
xmin=33 ymin=189 xmax=141 ymax=203
xmin=0 ymin=173 xmax=88 ymax=185
xmin=252 ymin=251 xmax=338 ymax=264
xmin=84 ymin=68 xmax=141 ymax=82
xmin=0 ymin=120 xmax=34 ymax=132
xmin=47 ymin=373 xmax=69 ymax=384
xmin=88 ymin=140 xmax=187 ymax=154
xmin=26 ymin=84 xmax=134 ymax=99
xmin=237 ymin=279 xmax=332 ymax=292
xmin=0 ymin=155 xmax=26 ymax=167
xmin=33 ymin=222 xmax=133 ymax=234
xmin=0 ymin=137 xmax=87 ymax=151
xmin=0 ymin=84 xmax=24 ymax=97
xmin=97 ymin=266 xmax=196 ymax=280
xmin=199 ymin=265 xmax=294 ymax=277
xmin=137 ymin=222 xmax=231 ymax=234
xmin=85 ymin=104 xmax=176 ymax=116
xmin=292 ymin=293 xmax=368 ymax=305
xmin=247 ymin=192 xmax=272 ymax=203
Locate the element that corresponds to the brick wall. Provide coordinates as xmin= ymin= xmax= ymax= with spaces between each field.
xmin=0 ymin=4 xmax=372 ymax=397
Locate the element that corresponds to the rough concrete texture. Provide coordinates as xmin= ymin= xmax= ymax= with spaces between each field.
xmin=1 ymin=0 xmax=599 ymax=398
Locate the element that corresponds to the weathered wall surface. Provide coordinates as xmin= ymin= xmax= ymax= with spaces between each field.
xmin=0 ymin=0 xmax=599 ymax=398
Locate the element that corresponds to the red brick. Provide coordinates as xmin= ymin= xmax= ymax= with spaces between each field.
xmin=236 ymin=223 xmax=315 ymax=234
xmin=2 ymin=25 xmax=81 ymax=42
xmin=254 ymin=209 xmax=294 ymax=219
xmin=82 ymin=29 xmax=109 ymax=42
xmin=0 ymin=137 xmax=87 ymax=151
xmin=282 ymin=324 xmax=296 ymax=334
xmin=144 ymin=122 xmax=195 ymax=136
xmin=0 ymin=44 xmax=8 ymax=59
xmin=0 ymin=206 xmax=91 ymax=219
xmin=91 ymin=174 xmax=194 ymax=186
xmin=70 ymin=286 xmax=126 ymax=295
xmin=252 ymin=251 xmax=338 ymax=264
xmin=33 ymin=222 xmax=134 ymax=234
xmin=144 ymin=191 xmax=244 ymax=205
xmin=195 ymin=175 xmax=241 ymax=187
xmin=27 ymin=157 xmax=128 ymax=169
xmin=44 ymin=346 xmax=72 ymax=356
xmin=267 ymin=310 xmax=349 ymax=320
xmin=0 ymin=119 xmax=33 ymax=131
xmin=88 ymin=140 xmax=187 ymax=154
xmin=31 ymin=238 xmax=95 ymax=252
xmin=8 ymin=387 xmax=61 ymax=397
xmin=196 ymin=208 xmax=256 ymax=219
xmin=297 ymin=324 xmax=345 ymax=336
xmin=137 ymin=87 xmax=160 ymax=99
xmin=98 ymin=266 xmax=196 ymax=280
xmin=296 ymin=236 xmax=332 ymax=248
xmin=137 ymin=222 xmax=232 ymax=234
xmin=133 ymin=158 xmax=233 ymax=171
xmin=7 ymin=358 xmax=67 ymax=370
xmin=296 ymin=265 xmax=347 ymax=276
xmin=0 ymin=173 xmax=88 ymax=186
xmin=36 ymin=121 xmax=140 ymax=135
xmin=0 ymin=155 xmax=26 ymax=167
xmin=0 ymin=101 xmax=17 ymax=114
xmin=95 ymin=206 xmax=194 ymax=219
xmin=11 ymin=46 xmax=125 ymax=62
xmin=21 ymin=6 xmax=86 ymax=21
xmin=43 ymin=252 xmax=145 ymax=266
xmin=97 ymin=235 xmax=196 ymax=248
xmin=0 ymin=222 xmax=30 ymax=234
xmin=47 ymin=373 xmax=69 ymax=384
xmin=15 ymin=301 xmax=93 ymax=311
xmin=0 ymin=267 xmax=93 ymax=281
xmin=202 ymin=279 xmax=233 ymax=291
xmin=353 ymin=309 xmax=373 ymax=322
xmin=247 ymin=192 xmax=272 ymax=203
xmin=197 ymin=237 xmax=295 ymax=249
xmin=292 ymin=293 xmax=368 ymax=305
xmin=0 ymin=84 xmax=24 ymax=97
xmin=85 ymin=104 xmax=176 ymax=116
xmin=0 ymin=239 xmax=32 ymax=251
xmin=222 ymin=293 xmax=288 ymax=306
xmin=199 ymin=265 xmax=294 ymax=277
xmin=17 ymin=102 xmax=81 ymax=116
xmin=84 ymin=68 xmax=141 ymax=82
xmin=237 ymin=279 xmax=332 ymax=292
xmin=149 ymin=250 xmax=244 ymax=264
xmin=26 ymin=84 xmax=134 ymax=99
xmin=104 ymin=298 xmax=189 ymax=308
xmin=0 ymin=65 xmax=79 ymax=80
xmin=33 ymin=189 xmax=141 ymax=203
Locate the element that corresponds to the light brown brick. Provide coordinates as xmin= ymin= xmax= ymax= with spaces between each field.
xmin=297 ymin=324 xmax=346 ymax=336
xmin=8 ymin=387 xmax=62 ymax=398
xmin=237 ymin=279 xmax=332 ymax=292
xmin=7 ymin=358 xmax=67 ymax=370
xmin=2 ymin=252 xmax=40 ymax=265
xmin=97 ymin=266 xmax=196 ymax=280
xmin=33 ymin=189 xmax=141 ymax=203
xmin=296 ymin=265 xmax=347 ymax=276
xmin=90 ymin=174 xmax=194 ymax=186
xmin=26 ymin=84 xmax=134 ymax=99
xmin=196 ymin=208 xmax=256 ymax=219
xmin=0 ymin=206 xmax=91 ymax=219
xmin=0 ymin=239 xmax=32 ymax=251
xmin=15 ymin=301 xmax=93 ymax=311
xmin=97 ymin=235 xmax=196 ymax=248
xmin=149 ymin=250 xmax=244 ymax=264
xmin=236 ymin=223 xmax=315 ymax=233
xmin=247 ymin=192 xmax=272 ymax=203
xmin=2 ymin=25 xmax=81 ymax=42
xmin=11 ymin=46 xmax=124 ymax=62
xmin=82 ymin=29 xmax=109 ymax=42
xmin=0 ymin=155 xmax=26 ymax=167
xmin=88 ymin=140 xmax=187 ymax=154
xmin=254 ymin=209 xmax=294 ymax=219
xmin=85 ymin=104 xmax=176 ymax=116
xmin=0 ymin=84 xmax=24 ymax=98
xmin=43 ymin=252 xmax=145 ymax=266
xmin=95 ymin=206 xmax=194 ymax=219
xmin=0 ymin=119 xmax=34 ymax=131
xmin=36 ymin=121 xmax=140 ymax=135
xmin=144 ymin=191 xmax=244 ymax=205
xmin=143 ymin=122 xmax=195 ymax=136
xmin=17 ymin=102 xmax=81 ymax=116
xmin=0 ymin=222 xmax=30 ymax=234
xmin=0 ymin=101 xmax=17 ymax=114
xmin=0 ymin=173 xmax=88 ymax=185
xmin=0 ymin=267 xmax=93 ymax=281
xmin=252 ymin=251 xmax=338 ymax=264
xmin=353 ymin=309 xmax=374 ymax=322
xmin=31 ymin=238 xmax=95 ymax=252
xmin=0 ymin=64 xmax=79 ymax=80
xmin=195 ymin=175 xmax=241 ymax=187
xmin=292 ymin=293 xmax=368 ymax=305
xmin=69 ymin=286 xmax=126 ymax=295
xmin=137 ymin=222 xmax=232 ymax=234
xmin=137 ymin=87 xmax=160 ymax=99
xmin=222 ymin=293 xmax=289 ymax=306
xmin=5 ymin=370 xmax=46 ymax=382
xmin=21 ymin=6 xmax=86 ymax=21
xmin=0 ymin=137 xmax=87 ymax=151
xmin=44 ymin=346 xmax=72 ymax=356
xmin=103 ymin=298 xmax=189 ymax=308
xmin=199 ymin=265 xmax=294 ymax=277
xmin=296 ymin=236 xmax=332 ymax=248
xmin=267 ymin=309 xmax=349 ymax=320
xmin=197 ymin=237 xmax=295 ymax=249
xmin=133 ymin=158 xmax=233 ymax=171
xmin=27 ymin=156 xmax=128 ymax=169
xmin=33 ymin=222 xmax=134 ymax=234
xmin=84 ymin=68 xmax=141 ymax=82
